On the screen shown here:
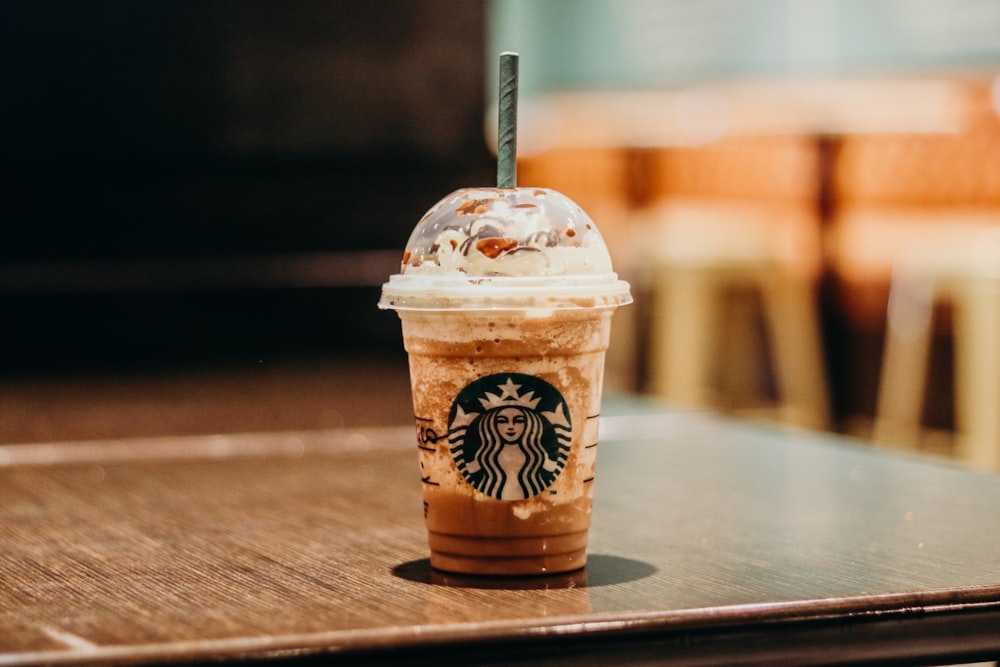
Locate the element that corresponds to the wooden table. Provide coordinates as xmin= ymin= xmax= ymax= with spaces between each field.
xmin=2 ymin=404 xmax=1000 ymax=666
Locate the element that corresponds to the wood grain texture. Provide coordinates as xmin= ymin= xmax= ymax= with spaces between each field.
xmin=0 ymin=357 xmax=413 ymax=444
xmin=2 ymin=412 xmax=1000 ymax=665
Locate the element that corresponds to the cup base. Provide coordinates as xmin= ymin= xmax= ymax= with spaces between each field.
xmin=428 ymin=530 xmax=588 ymax=575
xmin=430 ymin=549 xmax=586 ymax=576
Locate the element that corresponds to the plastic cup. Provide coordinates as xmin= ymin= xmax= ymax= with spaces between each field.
xmin=379 ymin=187 xmax=631 ymax=575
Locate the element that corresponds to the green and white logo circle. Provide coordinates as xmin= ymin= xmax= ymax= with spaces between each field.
xmin=448 ymin=373 xmax=571 ymax=500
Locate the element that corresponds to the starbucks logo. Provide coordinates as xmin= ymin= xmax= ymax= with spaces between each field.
xmin=448 ymin=373 xmax=572 ymax=500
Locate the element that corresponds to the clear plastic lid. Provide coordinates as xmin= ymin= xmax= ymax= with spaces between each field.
xmin=379 ymin=188 xmax=632 ymax=311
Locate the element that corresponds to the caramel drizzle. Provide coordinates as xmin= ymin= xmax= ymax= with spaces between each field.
xmin=410 ymin=192 xmax=567 ymax=266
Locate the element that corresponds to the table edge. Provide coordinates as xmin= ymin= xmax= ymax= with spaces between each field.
xmin=6 ymin=584 xmax=1000 ymax=666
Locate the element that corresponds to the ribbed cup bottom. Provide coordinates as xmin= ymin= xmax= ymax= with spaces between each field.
xmin=428 ymin=530 xmax=588 ymax=575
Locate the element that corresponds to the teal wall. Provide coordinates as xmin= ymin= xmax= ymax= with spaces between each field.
xmin=488 ymin=0 xmax=1000 ymax=96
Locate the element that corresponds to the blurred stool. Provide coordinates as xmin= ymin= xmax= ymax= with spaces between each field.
xmin=873 ymin=227 xmax=1000 ymax=470
xmin=641 ymin=201 xmax=829 ymax=430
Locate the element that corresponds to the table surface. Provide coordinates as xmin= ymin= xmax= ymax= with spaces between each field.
xmin=2 ymin=401 xmax=1000 ymax=666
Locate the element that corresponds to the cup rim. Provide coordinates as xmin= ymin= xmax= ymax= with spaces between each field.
xmin=378 ymin=273 xmax=632 ymax=311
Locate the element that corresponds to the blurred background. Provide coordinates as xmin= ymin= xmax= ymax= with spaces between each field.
xmin=4 ymin=0 xmax=1000 ymax=466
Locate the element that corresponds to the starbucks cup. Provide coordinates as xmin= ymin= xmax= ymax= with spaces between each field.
xmin=379 ymin=187 xmax=631 ymax=575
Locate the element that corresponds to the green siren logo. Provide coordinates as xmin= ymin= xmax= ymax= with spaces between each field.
xmin=448 ymin=373 xmax=571 ymax=500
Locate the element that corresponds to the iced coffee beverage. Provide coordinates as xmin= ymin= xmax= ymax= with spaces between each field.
xmin=379 ymin=187 xmax=631 ymax=575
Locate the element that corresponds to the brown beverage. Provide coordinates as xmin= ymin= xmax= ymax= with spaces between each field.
xmin=380 ymin=188 xmax=630 ymax=575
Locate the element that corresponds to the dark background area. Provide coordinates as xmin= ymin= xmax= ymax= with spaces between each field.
xmin=0 ymin=0 xmax=494 ymax=373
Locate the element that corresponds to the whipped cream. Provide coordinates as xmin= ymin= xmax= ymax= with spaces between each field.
xmin=380 ymin=188 xmax=631 ymax=311
xmin=400 ymin=188 xmax=613 ymax=277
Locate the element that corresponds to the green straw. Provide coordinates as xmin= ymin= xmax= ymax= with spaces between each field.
xmin=497 ymin=52 xmax=519 ymax=189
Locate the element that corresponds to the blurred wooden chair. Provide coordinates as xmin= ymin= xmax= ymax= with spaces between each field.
xmin=833 ymin=87 xmax=1000 ymax=469
xmin=870 ymin=219 xmax=1000 ymax=471
xmin=639 ymin=136 xmax=830 ymax=429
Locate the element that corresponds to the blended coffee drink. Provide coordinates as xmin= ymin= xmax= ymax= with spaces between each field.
xmin=379 ymin=187 xmax=631 ymax=575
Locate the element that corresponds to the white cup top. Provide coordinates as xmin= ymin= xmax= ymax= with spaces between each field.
xmin=379 ymin=188 xmax=632 ymax=312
